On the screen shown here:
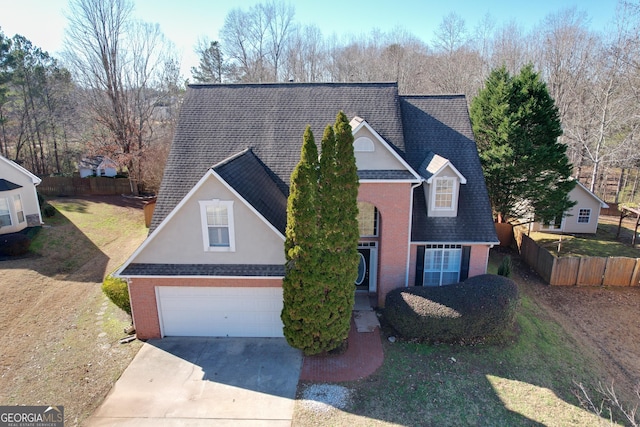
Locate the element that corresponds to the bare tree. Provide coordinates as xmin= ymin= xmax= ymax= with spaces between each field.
xmin=285 ymin=24 xmax=327 ymax=82
xmin=64 ymin=0 xmax=180 ymax=193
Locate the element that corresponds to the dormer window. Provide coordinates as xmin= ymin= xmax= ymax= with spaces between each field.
xmin=434 ymin=177 xmax=455 ymax=210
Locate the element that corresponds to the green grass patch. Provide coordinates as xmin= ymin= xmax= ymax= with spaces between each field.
xmin=530 ymin=222 xmax=639 ymax=258
xmin=296 ymin=294 xmax=619 ymax=426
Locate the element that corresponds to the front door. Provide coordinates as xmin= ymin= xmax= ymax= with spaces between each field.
xmin=355 ymin=248 xmax=371 ymax=292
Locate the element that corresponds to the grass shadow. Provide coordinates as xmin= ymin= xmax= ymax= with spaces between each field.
xmin=1 ymin=199 xmax=116 ymax=282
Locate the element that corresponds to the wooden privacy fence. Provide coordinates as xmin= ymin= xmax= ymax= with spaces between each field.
xmin=38 ymin=176 xmax=132 ymax=196
xmin=514 ymin=226 xmax=640 ymax=286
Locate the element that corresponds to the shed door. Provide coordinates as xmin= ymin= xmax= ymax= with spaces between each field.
xmin=156 ymin=287 xmax=284 ymax=337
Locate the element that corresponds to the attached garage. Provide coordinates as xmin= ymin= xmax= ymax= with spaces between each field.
xmin=156 ymin=287 xmax=284 ymax=337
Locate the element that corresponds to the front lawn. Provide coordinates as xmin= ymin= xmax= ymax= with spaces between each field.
xmin=294 ymin=292 xmax=618 ymax=426
xmin=293 ymin=250 xmax=637 ymax=426
xmin=529 ymin=216 xmax=639 ymax=258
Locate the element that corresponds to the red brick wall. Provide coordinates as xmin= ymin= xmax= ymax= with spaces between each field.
xmin=128 ymin=277 xmax=283 ymax=339
xmin=358 ymin=182 xmax=412 ymax=306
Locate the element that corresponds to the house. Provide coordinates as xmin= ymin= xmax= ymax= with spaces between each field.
xmin=78 ymin=156 xmax=118 ymax=178
xmin=532 ymin=180 xmax=609 ymax=234
xmin=0 ymin=155 xmax=43 ymax=235
xmin=116 ymin=83 xmax=499 ymax=339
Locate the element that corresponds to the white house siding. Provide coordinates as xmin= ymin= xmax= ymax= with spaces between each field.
xmin=562 ymin=185 xmax=603 ymax=234
xmin=0 ymin=157 xmax=42 ymax=234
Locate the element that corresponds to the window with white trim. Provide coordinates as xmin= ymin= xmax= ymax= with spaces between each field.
xmin=13 ymin=194 xmax=24 ymax=223
xmin=433 ymin=177 xmax=454 ymax=210
xmin=199 ymin=200 xmax=235 ymax=252
xmin=354 ymin=137 xmax=374 ymax=152
xmin=0 ymin=197 xmax=11 ymax=226
xmin=423 ymin=244 xmax=462 ymax=286
xmin=357 ymin=202 xmax=378 ymax=237
xmin=577 ymin=208 xmax=591 ymax=224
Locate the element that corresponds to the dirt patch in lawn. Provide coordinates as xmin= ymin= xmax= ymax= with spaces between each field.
xmin=504 ymin=249 xmax=640 ymax=402
xmin=0 ymin=196 xmax=147 ymax=426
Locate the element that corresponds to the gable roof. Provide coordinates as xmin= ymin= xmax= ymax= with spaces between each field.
xmin=574 ymin=180 xmax=609 ymax=209
xmin=0 ymin=155 xmax=41 ymax=185
xmin=401 ymin=95 xmax=497 ymax=243
xmin=151 ymin=82 xmax=405 ymax=231
xmin=212 ymin=149 xmax=288 ymax=234
xmin=151 ymin=84 xmax=497 ymax=245
xmin=419 ymin=152 xmax=467 ymax=184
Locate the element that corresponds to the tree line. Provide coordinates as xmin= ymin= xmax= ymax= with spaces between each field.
xmin=1 ymin=0 xmax=639 ymax=201
xmin=193 ymin=0 xmax=640 ymax=203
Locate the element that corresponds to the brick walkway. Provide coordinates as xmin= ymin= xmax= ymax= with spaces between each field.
xmin=299 ymin=316 xmax=384 ymax=382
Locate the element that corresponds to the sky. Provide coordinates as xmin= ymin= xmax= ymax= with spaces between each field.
xmin=0 ymin=0 xmax=620 ymax=77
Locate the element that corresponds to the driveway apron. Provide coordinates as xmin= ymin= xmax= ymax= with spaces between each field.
xmin=87 ymin=337 xmax=302 ymax=426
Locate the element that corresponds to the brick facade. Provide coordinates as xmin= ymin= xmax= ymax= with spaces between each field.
xmin=358 ymin=182 xmax=413 ymax=306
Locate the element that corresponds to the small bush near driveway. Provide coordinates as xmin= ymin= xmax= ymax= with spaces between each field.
xmin=384 ymin=274 xmax=519 ymax=343
xmin=102 ymin=275 xmax=131 ymax=315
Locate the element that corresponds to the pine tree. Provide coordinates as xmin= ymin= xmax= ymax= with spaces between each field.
xmin=282 ymin=111 xmax=360 ymax=355
xmin=281 ymin=126 xmax=321 ymax=352
xmin=315 ymin=111 xmax=359 ymax=352
xmin=470 ymin=65 xmax=575 ymax=223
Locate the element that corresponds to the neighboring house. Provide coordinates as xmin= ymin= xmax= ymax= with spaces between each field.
xmin=78 ymin=156 xmax=118 ymax=178
xmin=532 ymin=180 xmax=609 ymax=234
xmin=0 ymin=155 xmax=43 ymax=235
xmin=116 ymin=83 xmax=499 ymax=339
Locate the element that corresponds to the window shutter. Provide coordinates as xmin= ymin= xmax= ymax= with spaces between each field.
xmin=415 ymin=246 xmax=425 ymax=286
xmin=460 ymin=246 xmax=471 ymax=280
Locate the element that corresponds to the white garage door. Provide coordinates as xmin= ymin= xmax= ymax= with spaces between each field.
xmin=156 ymin=287 xmax=284 ymax=337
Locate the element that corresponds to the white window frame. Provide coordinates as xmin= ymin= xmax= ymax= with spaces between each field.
xmin=577 ymin=208 xmax=591 ymax=224
xmin=423 ymin=244 xmax=462 ymax=287
xmin=432 ymin=177 xmax=455 ymax=211
xmin=357 ymin=202 xmax=379 ymax=237
xmin=353 ymin=137 xmax=375 ymax=152
xmin=199 ymin=199 xmax=236 ymax=252
xmin=13 ymin=194 xmax=25 ymax=224
xmin=0 ymin=197 xmax=11 ymax=227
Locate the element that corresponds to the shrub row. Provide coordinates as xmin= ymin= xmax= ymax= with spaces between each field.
xmin=384 ymin=274 xmax=519 ymax=344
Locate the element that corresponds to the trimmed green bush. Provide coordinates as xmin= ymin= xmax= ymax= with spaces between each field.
xmin=0 ymin=233 xmax=31 ymax=256
xmin=42 ymin=203 xmax=56 ymax=218
xmin=384 ymin=274 xmax=519 ymax=344
xmin=102 ymin=275 xmax=131 ymax=315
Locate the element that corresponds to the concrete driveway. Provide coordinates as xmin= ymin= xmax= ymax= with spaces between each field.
xmin=87 ymin=337 xmax=302 ymax=426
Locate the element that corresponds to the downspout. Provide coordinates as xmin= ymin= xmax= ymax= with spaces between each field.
xmin=405 ymin=181 xmax=423 ymax=287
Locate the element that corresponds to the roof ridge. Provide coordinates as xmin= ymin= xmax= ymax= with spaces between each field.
xmin=211 ymin=148 xmax=252 ymax=170
xmin=189 ymin=82 xmax=399 ymax=89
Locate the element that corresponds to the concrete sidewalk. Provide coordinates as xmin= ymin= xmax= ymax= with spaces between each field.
xmin=87 ymin=337 xmax=302 ymax=426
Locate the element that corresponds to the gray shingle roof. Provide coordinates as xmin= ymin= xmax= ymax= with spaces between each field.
xmin=151 ymin=82 xmax=404 ymax=232
xmin=150 ymin=84 xmax=497 ymax=246
xmin=120 ymin=263 xmax=284 ymax=277
xmin=401 ymin=95 xmax=497 ymax=243
xmin=358 ymin=170 xmax=417 ymax=180
xmin=213 ymin=149 xmax=287 ymax=234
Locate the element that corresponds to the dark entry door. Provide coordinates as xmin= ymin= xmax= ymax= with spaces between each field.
xmin=355 ymin=248 xmax=370 ymax=291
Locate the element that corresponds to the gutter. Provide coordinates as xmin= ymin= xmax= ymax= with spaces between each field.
xmin=405 ymin=181 xmax=423 ymax=287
